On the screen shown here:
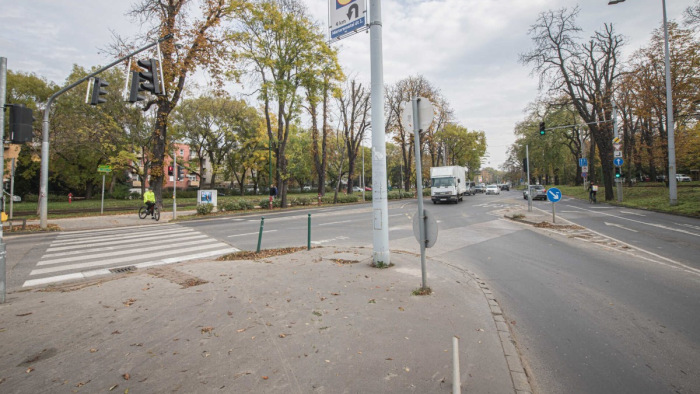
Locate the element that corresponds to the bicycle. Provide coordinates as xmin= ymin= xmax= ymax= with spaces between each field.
xmin=589 ymin=192 xmax=597 ymax=204
xmin=138 ymin=205 xmax=160 ymax=221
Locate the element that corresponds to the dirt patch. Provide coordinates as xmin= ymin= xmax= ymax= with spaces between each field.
xmin=38 ymin=276 xmax=122 ymax=292
xmin=533 ymin=222 xmax=584 ymax=230
xmin=147 ymin=266 xmax=208 ymax=288
xmin=3 ymin=224 xmax=61 ymax=234
xmin=217 ymin=247 xmax=308 ymax=261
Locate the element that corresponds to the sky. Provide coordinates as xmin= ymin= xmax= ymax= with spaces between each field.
xmin=0 ymin=0 xmax=693 ymax=168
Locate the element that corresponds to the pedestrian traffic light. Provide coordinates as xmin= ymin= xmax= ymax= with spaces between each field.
xmin=128 ymin=71 xmax=146 ymax=103
xmin=177 ymin=165 xmax=183 ymax=180
xmin=168 ymin=165 xmax=173 ymax=176
xmin=615 ymin=167 xmax=621 ymax=178
xmin=90 ymin=77 xmax=109 ymax=105
xmin=136 ymin=58 xmax=162 ymax=95
xmin=539 ymin=122 xmax=546 ymax=135
xmin=523 ymin=158 xmax=528 ymax=170
xmin=9 ymin=105 xmax=35 ymax=143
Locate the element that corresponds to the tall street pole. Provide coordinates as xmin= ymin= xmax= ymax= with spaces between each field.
xmin=370 ymin=0 xmax=390 ymax=266
xmin=613 ymin=103 xmax=622 ymax=202
xmin=0 ymin=57 xmax=7 ymax=303
xmin=662 ymin=0 xmax=677 ymax=205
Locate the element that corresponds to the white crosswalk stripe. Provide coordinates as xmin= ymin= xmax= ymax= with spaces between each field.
xmin=23 ymin=224 xmax=239 ymax=288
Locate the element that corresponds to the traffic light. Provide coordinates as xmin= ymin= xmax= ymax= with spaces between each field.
xmin=177 ymin=165 xmax=183 ymax=180
xmin=615 ymin=167 xmax=621 ymax=179
xmin=128 ymin=71 xmax=146 ymax=103
xmin=90 ymin=77 xmax=109 ymax=105
xmin=523 ymin=158 xmax=528 ymax=170
xmin=168 ymin=165 xmax=173 ymax=176
xmin=9 ymin=105 xmax=34 ymax=143
xmin=137 ymin=58 xmax=162 ymax=95
xmin=539 ymin=122 xmax=546 ymax=135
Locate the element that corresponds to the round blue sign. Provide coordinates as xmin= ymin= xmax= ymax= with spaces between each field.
xmin=547 ymin=187 xmax=562 ymax=203
xmin=614 ymin=158 xmax=624 ymax=167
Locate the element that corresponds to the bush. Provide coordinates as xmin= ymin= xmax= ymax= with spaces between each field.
xmin=295 ymin=196 xmax=313 ymax=206
xmin=218 ymin=201 xmax=239 ymax=212
xmin=259 ymin=198 xmax=281 ymax=209
xmin=196 ymin=203 xmax=214 ymax=215
xmin=109 ymin=184 xmax=133 ymax=200
xmin=238 ymin=199 xmax=255 ymax=210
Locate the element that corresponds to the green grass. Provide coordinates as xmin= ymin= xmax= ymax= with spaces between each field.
xmin=557 ymin=182 xmax=700 ymax=217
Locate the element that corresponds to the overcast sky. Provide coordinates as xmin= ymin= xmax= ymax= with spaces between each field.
xmin=0 ymin=0 xmax=692 ymax=168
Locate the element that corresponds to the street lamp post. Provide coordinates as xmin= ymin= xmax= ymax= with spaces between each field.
xmin=609 ymin=0 xmax=677 ymax=205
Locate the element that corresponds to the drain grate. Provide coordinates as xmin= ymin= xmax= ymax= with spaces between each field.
xmin=109 ymin=266 xmax=137 ymax=274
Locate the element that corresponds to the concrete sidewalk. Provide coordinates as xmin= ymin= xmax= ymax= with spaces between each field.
xmin=0 ymin=246 xmax=531 ymax=393
xmin=18 ymin=210 xmax=198 ymax=232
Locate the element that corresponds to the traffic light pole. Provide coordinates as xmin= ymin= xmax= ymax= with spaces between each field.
xmin=39 ymin=34 xmax=172 ymax=229
xmin=1 ymin=57 xmax=7 ymax=303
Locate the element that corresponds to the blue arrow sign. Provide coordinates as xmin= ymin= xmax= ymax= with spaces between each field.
xmin=614 ymin=158 xmax=624 ymax=167
xmin=579 ymin=158 xmax=588 ymax=167
xmin=547 ymin=187 xmax=562 ymax=203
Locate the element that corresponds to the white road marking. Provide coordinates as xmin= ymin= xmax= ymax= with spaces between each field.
xmin=566 ymin=205 xmax=700 ymax=237
xmin=318 ymin=220 xmax=353 ymax=226
xmin=604 ymin=222 xmax=639 ymax=232
xmin=227 ymin=230 xmax=277 ymax=238
xmin=620 ymin=210 xmax=646 ymax=216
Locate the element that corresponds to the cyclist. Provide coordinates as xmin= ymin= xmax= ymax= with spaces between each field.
xmin=143 ymin=188 xmax=156 ymax=218
xmin=588 ymin=182 xmax=597 ymax=204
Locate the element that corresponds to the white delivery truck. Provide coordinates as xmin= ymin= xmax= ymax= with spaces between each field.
xmin=430 ymin=166 xmax=468 ymax=204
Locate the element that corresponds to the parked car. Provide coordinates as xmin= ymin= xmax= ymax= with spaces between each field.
xmin=655 ymin=175 xmax=666 ymax=182
xmin=365 ymin=186 xmax=372 ymax=191
xmin=523 ymin=185 xmax=547 ymax=201
xmin=499 ymin=183 xmax=510 ymax=191
xmin=302 ymin=185 xmax=312 ymax=191
xmin=352 ymin=186 xmax=363 ymax=192
xmin=474 ymin=183 xmax=486 ymax=193
xmin=485 ymin=184 xmax=500 ymax=195
xmin=676 ymin=173 xmax=692 ymax=182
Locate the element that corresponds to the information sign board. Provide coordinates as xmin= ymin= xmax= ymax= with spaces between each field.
xmin=329 ymin=0 xmax=367 ymax=42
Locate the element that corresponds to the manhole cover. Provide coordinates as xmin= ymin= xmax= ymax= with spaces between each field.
xmin=109 ymin=266 xmax=137 ymax=274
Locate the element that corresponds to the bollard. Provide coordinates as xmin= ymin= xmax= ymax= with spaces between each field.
xmin=269 ymin=195 xmax=273 ymax=210
xmin=307 ymin=213 xmax=311 ymax=250
xmin=453 ymin=336 xmax=461 ymax=394
xmin=256 ymin=217 xmax=265 ymax=253
xmin=318 ymin=193 xmax=321 ymax=206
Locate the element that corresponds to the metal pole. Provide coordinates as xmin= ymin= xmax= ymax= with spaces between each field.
xmin=39 ymin=34 xmax=173 ymax=229
xmin=269 ymin=137 xmax=273 ymax=210
xmin=0 ymin=57 xmax=7 ymax=303
xmin=307 ymin=214 xmax=311 ymax=250
xmin=413 ymin=98 xmax=427 ymax=289
xmin=100 ymin=173 xmax=105 ymax=214
xmin=453 ymin=336 xmax=461 ymax=394
xmin=256 ymin=217 xmax=265 ymax=253
xmin=526 ymin=145 xmax=532 ymax=212
xmin=362 ymin=144 xmax=365 ymax=201
xmin=613 ymin=103 xmax=622 ymax=202
xmin=10 ymin=158 xmax=15 ymax=219
xmin=173 ymin=147 xmax=177 ymax=220
xmin=662 ymin=0 xmax=677 ymax=205
xmin=369 ymin=0 xmax=390 ymax=266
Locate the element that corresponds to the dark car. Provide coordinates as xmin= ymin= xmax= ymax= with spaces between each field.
xmin=499 ymin=183 xmax=510 ymax=191
xmin=474 ymin=183 xmax=486 ymax=193
xmin=523 ymin=185 xmax=547 ymax=201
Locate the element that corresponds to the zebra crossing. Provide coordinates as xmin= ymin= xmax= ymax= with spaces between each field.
xmin=23 ymin=224 xmax=239 ymax=288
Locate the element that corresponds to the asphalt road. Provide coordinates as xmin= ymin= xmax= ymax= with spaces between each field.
xmin=5 ymin=190 xmax=700 ymax=393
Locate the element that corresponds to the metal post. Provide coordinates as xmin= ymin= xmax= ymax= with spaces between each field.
xmin=413 ymin=98 xmax=427 ymax=289
xmin=0 ymin=57 xmax=7 ymax=303
xmin=662 ymin=0 xmax=677 ymax=205
xmin=10 ymin=158 xmax=15 ymax=219
xmin=256 ymin=217 xmax=265 ymax=253
xmin=453 ymin=336 xmax=461 ymax=394
xmin=369 ymin=0 xmax=390 ymax=266
xmin=613 ymin=102 xmax=622 ymax=202
xmin=100 ymin=173 xmax=105 ymax=214
xmin=362 ymin=144 xmax=365 ymax=201
xmin=552 ymin=203 xmax=556 ymax=224
xmin=526 ymin=145 xmax=532 ymax=212
xmin=307 ymin=213 xmax=311 ymax=250
xmin=173 ymin=147 xmax=177 ymax=220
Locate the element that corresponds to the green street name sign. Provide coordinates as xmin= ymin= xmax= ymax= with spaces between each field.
xmin=97 ymin=165 xmax=112 ymax=173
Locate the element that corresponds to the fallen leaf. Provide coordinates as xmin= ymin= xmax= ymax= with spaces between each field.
xmin=123 ymin=299 xmax=136 ymax=307
xmin=75 ymin=380 xmax=91 ymax=387
xmin=237 ymin=328 xmax=246 ymax=333
xmin=325 ymin=360 xmax=330 ymax=363
xmin=385 ymin=358 xmax=393 ymax=361
xmin=90 ymin=348 xmax=98 ymax=353
xmin=398 ymin=307 xmax=405 ymax=311
xmin=368 ymin=299 xmax=376 ymax=304
xmin=279 ymin=334 xmax=286 ymax=338
xmin=122 ymin=373 xmax=130 ymax=380
xmin=404 ymin=367 xmax=410 ymax=372
xmin=26 ymin=367 xmax=34 ymax=373
xmin=262 ymin=376 xmax=269 ymax=380
xmin=16 ymin=312 xmax=33 ymax=317
xmin=112 ymin=330 xmax=121 ymax=335
xmin=109 ymin=384 xmax=119 ymax=391
xmin=201 ymin=327 xmax=214 ymax=334
xmin=510 ymin=320 xmax=516 ymax=325
xmin=227 ymin=311 xmax=233 ymax=316
xmin=476 ymin=328 xmax=484 ymax=332
xmin=331 ymin=292 xmax=340 ymax=296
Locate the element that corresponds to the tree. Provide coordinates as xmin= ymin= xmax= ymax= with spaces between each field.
xmin=232 ymin=0 xmax=332 ymax=207
xmin=336 ymin=79 xmax=370 ymax=194
xmin=435 ymin=124 xmax=486 ymax=178
xmin=521 ymin=7 xmax=624 ymax=200
xmin=118 ymin=0 xmax=237 ymax=207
